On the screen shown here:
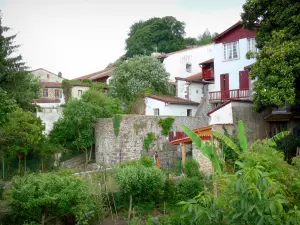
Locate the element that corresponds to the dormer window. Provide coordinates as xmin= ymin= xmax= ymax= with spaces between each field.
xmin=186 ymin=63 xmax=192 ymax=73
xmin=223 ymin=41 xmax=239 ymax=61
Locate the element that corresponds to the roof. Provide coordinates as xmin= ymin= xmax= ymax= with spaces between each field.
xmin=33 ymin=98 xmax=61 ymax=103
xmin=158 ymin=43 xmax=213 ymax=58
xmin=175 ymin=73 xmax=213 ymax=84
xmin=73 ymin=67 xmax=113 ymax=80
xmin=199 ymin=58 xmax=214 ymax=65
xmin=41 ymin=82 xmax=62 ymax=88
xmin=213 ymin=21 xmax=243 ymax=42
xmin=264 ymin=111 xmax=300 ymax=121
xmin=70 ymin=83 xmax=91 ymax=87
xmin=31 ymin=68 xmax=64 ymax=79
xmin=147 ymin=95 xmax=199 ymax=106
xmin=207 ymin=99 xmax=252 ymax=116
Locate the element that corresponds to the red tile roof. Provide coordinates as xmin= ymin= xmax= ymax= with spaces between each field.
xmin=40 ymin=82 xmax=62 ymax=88
xmin=33 ymin=98 xmax=61 ymax=103
xmin=73 ymin=67 xmax=114 ymax=80
xmin=199 ymin=58 xmax=214 ymax=65
xmin=148 ymin=94 xmax=199 ymax=106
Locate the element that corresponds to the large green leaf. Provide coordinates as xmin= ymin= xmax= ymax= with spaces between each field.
xmin=238 ymin=120 xmax=248 ymax=151
xmin=268 ymin=131 xmax=290 ymax=146
xmin=211 ymin=131 xmax=240 ymax=155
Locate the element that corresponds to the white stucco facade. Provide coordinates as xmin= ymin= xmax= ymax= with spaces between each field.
xmin=71 ymin=86 xmax=90 ymax=99
xmin=163 ymin=44 xmax=214 ymax=81
xmin=176 ymin=80 xmax=206 ymax=103
xmin=209 ymin=102 xmax=233 ymax=125
xmin=213 ymin=38 xmax=256 ymax=92
xmin=32 ymin=68 xmax=64 ymax=83
xmin=145 ymin=97 xmax=198 ymax=117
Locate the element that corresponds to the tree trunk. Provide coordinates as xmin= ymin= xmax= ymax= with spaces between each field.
xmin=41 ymin=208 xmax=46 ymax=225
xmin=128 ymin=193 xmax=133 ymax=222
xmin=2 ymin=156 xmax=4 ymax=180
xmin=17 ymin=152 xmax=22 ymax=175
xmin=24 ymin=154 xmax=27 ymax=173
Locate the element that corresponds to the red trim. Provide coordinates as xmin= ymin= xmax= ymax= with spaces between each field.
xmin=73 ymin=67 xmax=113 ymax=80
xmin=213 ymin=21 xmax=258 ymax=44
xmin=207 ymin=100 xmax=231 ymax=116
xmin=199 ymin=58 xmax=214 ymax=65
xmin=147 ymin=96 xmax=169 ymax=103
xmin=209 ymin=89 xmax=250 ymax=101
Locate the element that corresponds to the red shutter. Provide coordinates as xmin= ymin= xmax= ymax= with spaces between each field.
xmin=220 ymin=74 xmax=229 ymax=100
xmin=239 ymin=70 xmax=249 ymax=89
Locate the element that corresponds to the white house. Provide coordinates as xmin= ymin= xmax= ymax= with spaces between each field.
xmin=31 ymin=68 xmax=65 ymax=134
xmin=207 ymin=21 xmax=258 ymax=105
xmin=161 ymin=44 xmax=214 ymax=81
xmin=145 ymin=95 xmax=199 ymax=117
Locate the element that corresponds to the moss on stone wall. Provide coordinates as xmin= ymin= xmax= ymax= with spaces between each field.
xmin=158 ymin=117 xmax=175 ymax=136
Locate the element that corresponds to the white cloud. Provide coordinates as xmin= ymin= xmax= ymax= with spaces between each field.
xmin=1 ymin=0 xmax=245 ymax=79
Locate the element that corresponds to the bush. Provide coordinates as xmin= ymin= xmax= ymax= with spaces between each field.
xmin=10 ymin=172 xmax=95 ymax=225
xmin=276 ymin=134 xmax=300 ymax=162
xmin=184 ymin=159 xmax=202 ymax=179
xmin=175 ymin=177 xmax=203 ymax=201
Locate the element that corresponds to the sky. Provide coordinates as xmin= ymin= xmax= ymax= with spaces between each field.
xmin=0 ymin=0 xmax=246 ymax=79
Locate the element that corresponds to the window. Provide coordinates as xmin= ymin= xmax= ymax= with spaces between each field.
xmin=247 ymin=38 xmax=257 ymax=52
xmin=43 ymin=88 xmax=48 ymax=97
xmin=78 ymin=90 xmax=82 ymax=97
xmin=187 ymin=109 xmax=192 ymax=117
xmin=55 ymin=89 xmax=60 ymax=98
xmin=186 ymin=63 xmax=192 ymax=73
xmin=223 ymin=41 xmax=239 ymax=60
xmin=154 ymin=108 xmax=160 ymax=116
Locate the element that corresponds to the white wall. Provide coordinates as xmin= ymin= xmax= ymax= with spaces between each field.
xmin=145 ymin=97 xmax=198 ymax=116
xmin=209 ymin=102 xmax=233 ymax=125
xmin=37 ymin=107 xmax=63 ymax=134
xmin=71 ymin=86 xmax=90 ymax=99
xmin=164 ymin=44 xmax=214 ymax=81
xmin=213 ymin=38 xmax=256 ymax=92
xmin=32 ymin=69 xmax=64 ymax=83
xmin=176 ymin=80 xmax=187 ymax=99
xmin=189 ymin=83 xmax=204 ymax=103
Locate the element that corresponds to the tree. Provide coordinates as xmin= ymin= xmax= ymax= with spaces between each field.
xmin=109 ymin=55 xmax=170 ymax=107
xmin=0 ymin=12 xmax=40 ymax=111
xmin=241 ymin=0 xmax=300 ymax=111
xmin=125 ymin=16 xmax=186 ymax=58
xmin=197 ymin=29 xmax=218 ymax=46
xmin=50 ymin=89 xmax=121 ymax=163
xmin=10 ymin=172 xmax=95 ymax=225
xmin=3 ymin=108 xmax=45 ymax=174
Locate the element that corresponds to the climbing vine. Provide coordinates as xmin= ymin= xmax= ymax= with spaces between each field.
xmin=113 ymin=114 xmax=122 ymax=137
xmin=62 ymin=79 xmax=92 ymax=102
xmin=158 ymin=117 xmax=175 ymax=136
xmin=143 ymin=132 xmax=157 ymax=151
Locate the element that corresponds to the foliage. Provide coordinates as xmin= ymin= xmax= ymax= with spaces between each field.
xmin=238 ymin=120 xmax=248 ymax=151
xmin=241 ymin=0 xmax=300 ymax=111
xmin=113 ymin=114 xmax=122 ymax=137
xmin=109 ymin=55 xmax=170 ymax=107
xmin=61 ymin=79 xmax=91 ymax=103
xmin=114 ymin=164 xmax=165 ymax=203
xmin=175 ymin=177 xmax=203 ymax=201
xmin=158 ymin=117 xmax=175 ymax=136
xmin=143 ymin=132 xmax=157 ymax=151
xmin=0 ymin=89 xmax=17 ymax=125
xmin=276 ymin=134 xmax=300 ymax=162
xmin=183 ymin=125 xmax=223 ymax=173
xmin=125 ymin=16 xmax=186 ymax=58
xmin=10 ymin=172 xmax=95 ymax=225
xmin=184 ymin=159 xmax=202 ymax=179
xmin=50 ymin=89 xmax=121 ymax=162
xmin=0 ymin=14 xmax=40 ymax=111
xmin=184 ymin=29 xmax=218 ymax=47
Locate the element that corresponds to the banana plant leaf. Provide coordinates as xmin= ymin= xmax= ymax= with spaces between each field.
xmin=238 ymin=120 xmax=248 ymax=151
xmin=211 ymin=131 xmax=240 ymax=155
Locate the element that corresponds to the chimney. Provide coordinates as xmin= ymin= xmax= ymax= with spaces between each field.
xmin=58 ymin=72 xmax=62 ymax=78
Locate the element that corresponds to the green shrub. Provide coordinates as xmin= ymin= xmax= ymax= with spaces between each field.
xmin=276 ymin=134 xmax=300 ymax=162
xmin=143 ymin=132 xmax=156 ymax=151
xmin=158 ymin=117 xmax=175 ymax=136
xmin=184 ymin=159 xmax=202 ymax=179
xmin=175 ymin=177 xmax=203 ymax=201
xmin=139 ymin=155 xmax=155 ymax=167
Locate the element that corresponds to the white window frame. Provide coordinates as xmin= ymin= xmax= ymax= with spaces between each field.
xmin=154 ymin=108 xmax=160 ymax=116
xmin=78 ymin=90 xmax=82 ymax=97
xmin=223 ymin=41 xmax=239 ymax=61
xmin=247 ymin=37 xmax=257 ymax=52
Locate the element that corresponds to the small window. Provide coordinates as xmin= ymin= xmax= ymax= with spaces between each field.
xmin=154 ymin=108 xmax=160 ymax=116
xmin=43 ymin=89 xmax=48 ymax=97
xmin=78 ymin=90 xmax=82 ymax=97
xmin=55 ymin=89 xmax=60 ymax=98
xmin=187 ymin=109 xmax=192 ymax=117
xmin=247 ymin=38 xmax=257 ymax=52
xmin=196 ymin=90 xmax=199 ymax=94
xmin=186 ymin=63 xmax=192 ymax=73
xmin=223 ymin=41 xmax=239 ymax=60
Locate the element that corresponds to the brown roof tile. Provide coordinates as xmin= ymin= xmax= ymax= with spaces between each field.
xmin=41 ymin=82 xmax=62 ymax=88
xmin=73 ymin=67 xmax=114 ymax=80
xmin=148 ymin=95 xmax=199 ymax=106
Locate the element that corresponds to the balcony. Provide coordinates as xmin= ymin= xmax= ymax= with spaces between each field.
xmin=209 ymin=89 xmax=250 ymax=101
xmin=202 ymin=69 xmax=214 ymax=80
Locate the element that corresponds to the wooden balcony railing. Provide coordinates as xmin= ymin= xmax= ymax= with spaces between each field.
xmin=202 ymin=70 xmax=214 ymax=80
xmin=169 ymin=131 xmax=187 ymax=142
xmin=209 ymin=89 xmax=250 ymax=101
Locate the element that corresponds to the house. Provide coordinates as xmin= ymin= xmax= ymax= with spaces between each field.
xmin=159 ymin=44 xmax=214 ymax=82
xmin=31 ymin=69 xmax=65 ymax=134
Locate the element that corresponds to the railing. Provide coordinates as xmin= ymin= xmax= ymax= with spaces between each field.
xmin=169 ymin=131 xmax=187 ymax=142
xmin=209 ymin=89 xmax=250 ymax=101
xmin=202 ymin=70 xmax=214 ymax=80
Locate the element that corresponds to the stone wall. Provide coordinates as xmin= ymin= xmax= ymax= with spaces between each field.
xmin=95 ymin=115 xmax=202 ymax=167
